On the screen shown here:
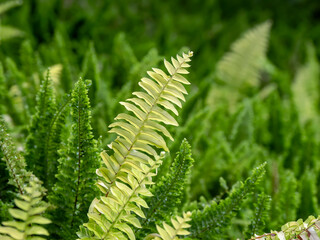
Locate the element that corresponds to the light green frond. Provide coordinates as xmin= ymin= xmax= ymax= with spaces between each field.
xmin=145 ymin=212 xmax=192 ymax=240
xmin=80 ymin=51 xmax=193 ymax=239
xmin=251 ymin=216 xmax=320 ymax=240
xmin=0 ymin=180 xmax=51 ymax=240
xmin=97 ymin=51 xmax=192 ymax=196
xmin=216 ymin=21 xmax=271 ymax=89
xmin=291 ymin=43 xmax=320 ymax=125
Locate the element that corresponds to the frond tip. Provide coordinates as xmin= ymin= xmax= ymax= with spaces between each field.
xmin=145 ymin=212 xmax=192 ymax=240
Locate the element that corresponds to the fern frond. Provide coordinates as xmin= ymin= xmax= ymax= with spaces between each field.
xmin=145 ymin=212 xmax=192 ymax=240
xmin=245 ymin=192 xmax=271 ymax=238
xmin=216 ymin=21 xmax=271 ymax=89
xmin=80 ymin=51 xmax=193 ymax=239
xmin=138 ymin=139 xmax=194 ymax=236
xmin=0 ymin=118 xmax=45 ymax=196
xmin=251 ymin=216 xmax=320 ymax=240
xmin=49 ymin=78 xmax=100 ymax=239
xmin=0 ymin=179 xmax=51 ymax=240
xmin=291 ymin=43 xmax=320 ymax=125
xmin=189 ymin=163 xmax=266 ymax=239
xmin=25 ymin=69 xmax=59 ymax=190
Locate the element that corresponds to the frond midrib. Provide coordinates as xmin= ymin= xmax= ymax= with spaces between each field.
xmin=105 ymin=58 xmax=187 ymax=197
xmin=102 ymin=160 xmax=159 ymax=239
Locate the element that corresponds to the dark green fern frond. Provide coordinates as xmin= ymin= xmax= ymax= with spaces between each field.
xmin=25 ymin=69 xmax=58 ymax=190
xmin=79 ymin=51 xmax=193 ymax=240
xmin=137 ymin=139 xmax=194 ymax=236
xmin=49 ymin=79 xmax=100 ymax=239
xmin=0 ymin=118 xmax=45 ymax=196
xmin=189 ymin=163 xmax=266 ymax=239
xmin=0 ymin=179 xmax=51 ymax=240
xmin=245 ymin=192 xmax=271 ymax=238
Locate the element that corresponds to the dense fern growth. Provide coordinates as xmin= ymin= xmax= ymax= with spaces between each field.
xmin=0 ymin=179 xmax=51 ymax=240
xmin=79 ymin=51 xmax=193 ymax=239
xmin=138 ymin=139 xmax=194 ymax=236
xmin=189 ymin=163 xmax=266 ymax=239
xmin=49 ymin=79 xmax=100 ymax=239
xmin=25 ymin=70 xmax=59 ymax=190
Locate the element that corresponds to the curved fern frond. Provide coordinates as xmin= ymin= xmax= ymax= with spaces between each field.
xmin=189 ymin=163 xmax=266 ymax=239
xmin=145 ymin=212 xmax=192 ymax=240
xmin=216 ymin=21 xmax=271 ymax=89
xmin=250 ymin=216 xmax=320 ymax=240
xmin=80 ymin=51 xmax=193 ymax=239
xmin=0 ymin=118 xmax=45 ymax=195
xmin=0 ymin=179 xmax=51 ymax=240
xmin=49 ymin=79 xmax=100 ymax=239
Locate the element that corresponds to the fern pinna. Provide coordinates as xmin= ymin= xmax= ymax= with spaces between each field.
xmin=78 ymin=51 xmax=193 ymax=239
xmin=49 ymin=79 xmax=100 ymax=239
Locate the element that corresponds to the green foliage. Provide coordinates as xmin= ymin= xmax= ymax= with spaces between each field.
xmin=0 ymin=0 xmax=23 ymax=42
xmin=1 ymin=2 xmax=320 ymax=239
xmin=0 ymin=179 xmax=51 ymax=240
xmin=189 ymin=163 xmax=266 ymax=239
xmin=48 ymin=78 xmax=100 ymax=239
xmin=25 ymin=70 xmax=63 ymax=190
xmin=79 ymin=51 xmax=193 ymax=240
xmin=0 ymin=118 xmax=44 ymax=196
xmin=138 ymin=139 xmax=194 ymax=237
xmin=245 ymin=192 xmax=271 ymax=238
xmin=146 ymin=212 xmax=192 ymax=240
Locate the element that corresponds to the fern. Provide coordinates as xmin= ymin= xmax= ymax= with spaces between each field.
xmin=216 ymin=21 xmax=271 ymax=89
xmin=25 ymin=70 xmax=59 ymax=190
xmin=79 ymin=51 xmax=193 ymax=239
xmin=137 ymin=139 xmax=194 ymax=236
xmin=0 ymin=179 xmax=51 ymax=240
xmin=251 ymin=216 xmax=320 ymax=240
xmin=189 ymin=163 xmax=266 ymax=239
xmin=49 ymin=78 xmax=100 ymax=239
xmin=145 ymin=212 xmax=192 ymax=240
xmin=291 ymin=43 xmax=320 ymax=126
xmin=0 ymin=118 xmax=44 ymax=196
xmin=245 ymin=192 xmax=271 ymax=238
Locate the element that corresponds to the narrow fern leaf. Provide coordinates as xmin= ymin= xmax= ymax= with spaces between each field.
xmin=80 ymin=51 xmax=193 ymax=239
xmin=0 ymin=118 xmax=45 ymax=196
xmin=217 ymin=21 xmax=271 ymax=89
xmin=25 ymin=69 xmax=58 ymax=190
xmin=49 ymin=79 xmax=100 ymax=240
xmin=189 ymin=163 xmax=266 ymax=239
